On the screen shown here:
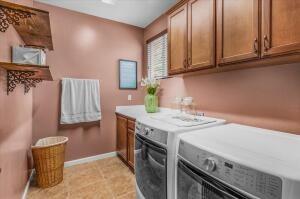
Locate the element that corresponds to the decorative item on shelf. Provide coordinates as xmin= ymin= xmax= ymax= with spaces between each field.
xmin=12 ymin=46 xmax=46 ymax=65
xmin=141 ymin=78 xmax=160 ymax=113
xmin=0 ymin=2 xmax=35 ymax=33
xmin=6 ymin=70 xmax=42 ymax=95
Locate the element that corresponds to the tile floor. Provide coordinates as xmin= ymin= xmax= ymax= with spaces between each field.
xmin=27 ymin=157 xmax=136 ymax=199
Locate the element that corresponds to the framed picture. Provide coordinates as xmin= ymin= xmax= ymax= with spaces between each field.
xmin=119 ymin=59 xmax=137 ymax=90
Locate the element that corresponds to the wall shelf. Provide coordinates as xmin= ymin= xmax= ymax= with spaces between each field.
xmin=0 ymin=62 xmax=53 ymax=95
xmin=0 ymin=0 xmax=54 ymax=50
xmin=0 ymin=1 xmax=54 ymax=95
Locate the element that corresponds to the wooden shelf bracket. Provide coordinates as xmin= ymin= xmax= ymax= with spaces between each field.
xmin=0 ymin=62 xmax=53 ymax=95
xmin=7 ymin=70 xmax=42 ymax=95
xmin=0 ymin=4 xmax=34 ymax=32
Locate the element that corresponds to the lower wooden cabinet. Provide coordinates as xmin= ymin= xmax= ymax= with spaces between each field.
xmin=116 ymin=115 xmax=127 ymax=161
xmin=116 ymin=113 xmax=135 ymax=171
xmin=127 ymin=129 xmax=135 ymax=168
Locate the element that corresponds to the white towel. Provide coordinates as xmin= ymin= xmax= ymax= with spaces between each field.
xmin=60 ymin=78 xmax=101 ymax=124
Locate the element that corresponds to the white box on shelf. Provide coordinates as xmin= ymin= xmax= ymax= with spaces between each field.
xmin=12 ymin=46 xmax=46 ymax=65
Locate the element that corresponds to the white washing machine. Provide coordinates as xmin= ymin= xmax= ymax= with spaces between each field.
xmin=176 ymin=123 xmax=300 ymax=199
xmin=134 ymin=113 xmax=226 ymax=199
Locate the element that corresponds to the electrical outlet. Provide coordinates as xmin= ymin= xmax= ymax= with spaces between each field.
xmin=128 ymin=95 xmax=132 ymax=101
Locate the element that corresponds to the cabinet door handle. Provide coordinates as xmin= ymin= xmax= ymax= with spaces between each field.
xmin=183 ymin=59 xmax=187 ymax=68
xmin=253 ymin=38 xmax=258 ymax=54
xmin=188 ymin=57 xmax=191 ymax=65
xmin=264 ymin=35 xmax=269 ymax=52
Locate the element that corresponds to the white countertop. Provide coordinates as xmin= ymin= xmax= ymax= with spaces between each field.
xmin=115 ymin=105 xmax=226 ymax=132
xmin=115 ymin=105 xmax=173 ymax=119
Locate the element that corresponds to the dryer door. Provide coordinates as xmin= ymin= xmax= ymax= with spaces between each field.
xmin=177 ymin=159 xmax=254 ymax=199
xmin=135 ymin=133 xmax=167 ymax=199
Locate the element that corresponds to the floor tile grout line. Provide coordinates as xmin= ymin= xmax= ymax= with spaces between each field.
xmin=117 ymin=190 xmax=136 ymax=198
xmin=27 ymin=157 xmax=135 ymax=199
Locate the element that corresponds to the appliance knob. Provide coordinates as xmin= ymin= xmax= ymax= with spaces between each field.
xmin=204 ymin=157 xmax=217 ymax=172
xmin=145 ymin=128 xmax=150 ymax=135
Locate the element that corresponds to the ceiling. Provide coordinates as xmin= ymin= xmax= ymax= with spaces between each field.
xmin=34 ymin=0 xmax=177 ymax=28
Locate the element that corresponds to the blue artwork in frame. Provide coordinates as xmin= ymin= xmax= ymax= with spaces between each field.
xmin=119 ymin=59 xmax=137 ymax=90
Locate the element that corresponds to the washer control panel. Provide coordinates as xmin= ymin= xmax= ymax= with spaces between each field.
xmin=135 ymin=122 xmax=168 ymax=146
xmin=178 ymin=140 xmax=282 ymax=199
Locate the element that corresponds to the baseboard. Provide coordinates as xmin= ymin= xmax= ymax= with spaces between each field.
xmin=21 ymin=170 xmax=35 ymax=199
xmin=64 ymin=151 xmax=117 ymax=168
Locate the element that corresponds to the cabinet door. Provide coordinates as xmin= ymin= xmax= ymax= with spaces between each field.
xmin=127 ymin=129 xmax=135 ymax=169
xmin=116 ymin=115 xmax=127 ymax=161
xmin=262 ymin=0 xmax=300 ymax=57
xmin=187 ymin=0 xmax=216 ymax=70
xmin=168 ymin=4 xmax=188 ymax=74
xmin=127 ymin=119 xmax=135 ymax=131
xmin=217 ymin=0 xmax=259 ymax=65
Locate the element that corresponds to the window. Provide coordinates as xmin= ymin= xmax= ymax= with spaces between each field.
xmin=147 ymin=31 xmax=168 ymax=79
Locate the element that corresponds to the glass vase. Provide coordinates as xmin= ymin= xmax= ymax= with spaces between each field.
xmin=144 ymin=94 xmax=158 ymax=113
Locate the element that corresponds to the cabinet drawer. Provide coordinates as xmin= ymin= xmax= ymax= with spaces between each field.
xmin=127 ymin=119 xmax=135 ymax=130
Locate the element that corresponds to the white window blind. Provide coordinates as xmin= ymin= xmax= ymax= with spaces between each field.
xmin=147 ymin=33 xmax=168 ymax=79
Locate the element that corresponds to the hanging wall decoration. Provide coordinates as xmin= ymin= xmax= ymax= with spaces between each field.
xmin=119 ymin=59 xmax=137 ymax=90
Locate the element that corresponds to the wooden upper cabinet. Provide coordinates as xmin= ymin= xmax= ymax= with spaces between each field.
xmin=168 ymin=4 xmax=188 ymax=74
xmin=116 ymin=115 xmax=127 ymax=161
xmin=166 ymin=0 xmax=299 ymax=74
xmin=217 ymin=0 xmax=259 ymax=65
xmin=187 ymin=0 xmax=216 ymax=70
xmin=261 ymin=0 xmax=300 ymax=57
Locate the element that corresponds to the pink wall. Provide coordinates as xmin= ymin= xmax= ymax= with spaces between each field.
xmin=145 ymin=15 xmax=300 ymax=134
xmin=0 ymin=1 xmax=34 ymax=198
xmin=32 ymin=3 xmax=145 ymax=161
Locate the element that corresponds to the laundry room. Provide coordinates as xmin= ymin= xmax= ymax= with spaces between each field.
xmin=0 ymin=0 xmax=299 ymax=199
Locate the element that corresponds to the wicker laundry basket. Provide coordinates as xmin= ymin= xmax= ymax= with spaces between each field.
xmin=32 ymin=136 xmax=68 ymax=188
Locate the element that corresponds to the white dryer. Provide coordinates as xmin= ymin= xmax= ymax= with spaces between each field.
xmin=176 ymin=123 xmax=300 ymax=199
xmin=135 ymin=113 xmax=226 ymax=199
